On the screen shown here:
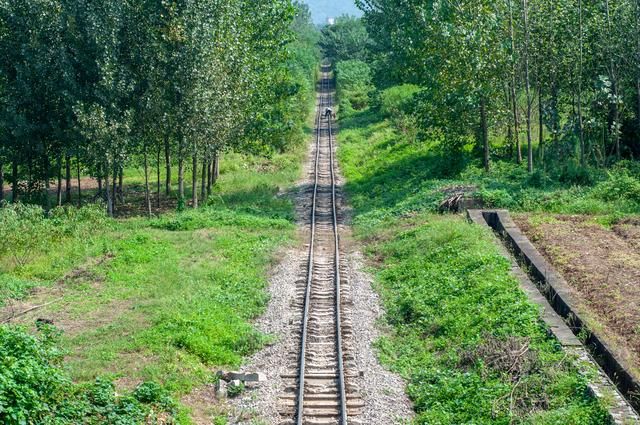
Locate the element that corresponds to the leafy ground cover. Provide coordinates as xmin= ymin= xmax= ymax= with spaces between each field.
xmin=338 ymin=109 xmax=614 ymax=424
xmin=0 ymin=145 xmax=305 ymax=424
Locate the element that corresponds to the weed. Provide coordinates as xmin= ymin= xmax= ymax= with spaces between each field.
xmin=227 ymin=382 xmax=245 ymax=398
xmin=0 ymin=324 xmax=176 ymax=424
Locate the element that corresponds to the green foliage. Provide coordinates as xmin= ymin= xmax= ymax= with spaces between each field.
xmin=0 ymin=0 xmax=315 ymax=213
xmin=358 ymin=0 xmax=640 ymax=171
xmin=319 ymin=15 xmax=369 ymax=63
xmin=156 ymin=299 xmax=268 ymax=366
xmin=150 ymin=208 xmax=291 ymax=232
xmin=0 ymin=203 xmax=111 ymax=303
xmin=227 ymin=381 xmax=245 ymax=398
xmin=379 ymin=84 xmax=421 ymax=142
xmin=0 ymin=144 xmax=304 ymax=421
xmin=379 ymin=85 xmax=420 ymax=118
xmin=591 ymin=170 xmax=640 ymax=203
xmin=338 ymin=107 xmax=611 ymax=421
xmin=335 ymin=60 xmax=374 ymax=116
xmin=0 ymin=324 xmax=67 ymax=424
xmin=338 ymin=109 xmax=640 ymax=229
xmin=0 ymin=325 xmax=176 ymax=424
xmin=364 ymin=216 xmax=609 ymax=424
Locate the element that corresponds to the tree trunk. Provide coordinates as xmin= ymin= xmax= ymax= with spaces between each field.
xmin=191 ymin=149 xmax=198 ymax=209
xmin=156 ymin=143 xmax=161 ymax=208
xmin=164 ymin=135 xmax=171 ymax=196
xmin=206 ymin=159 xmax=213 ymax=195
xmin=605 ymin=0 xmax=620 ymax=160
xmin=178 ymin=138 xmax=184 ymax=201
xmin=0 ymin=160 xmax=4 ymax=203
xmin=118 ymin=166 xmax=124 ymax=204
xmin=481 ymin=99 xmax=490 ymax=172
xmin=538 ymin=90 xmax=545 ymax=166
xmin=507 ymin=88 xmax=514 ymax=159
xmin=56 ymin=155 xmax=63 ymax=207
xmin=508 ymin=0 xmax=522 ymax=164
xmin=213 ymin=152 xmax=220 ymax=183
xmin=636 ymin=1 xmax=640 ymax=144
xmin=112 ymin=162 xmax=118 ymax=214
xmin=43 ymin=152 xmax=51 ymax=212
xmin=77 ymin=156 xmax=82 ymax=207
xmin=105 ymin=162 xmax=113 ymax=216
xmin=613 ymin=80 xmax=621 ymax=159
xmin=27 ymin=156 xmax=33 ymax=192
xmin=65 ymin=154 xmax=71 ymax=203
xmin=551 ymin=82 xmax=560 ymax=145
xmin=523 ymin=0 xmax=534 ymax=173
xmin=637 ymin=80 xmax=640 ymax=139
xmin=578 ymin=0 xmax=586 ymax=166
xmin=200 ymin=156 xmax=207 ymax=202
xmin=97 ymin=164 xmax=103 ymax=196
xmin=11 ymin=159 xmax=18 ymax=202
xmin=144 ymin=145 xmax=152 ymax=218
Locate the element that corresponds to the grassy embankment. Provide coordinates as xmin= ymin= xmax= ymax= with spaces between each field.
xmin=338 ymin=107 xmax=622 ymax=423
xmin=0 ymin=145 xmax=306 ymax=423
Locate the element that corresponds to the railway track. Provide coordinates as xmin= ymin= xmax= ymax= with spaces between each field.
xmin=279 ymin=66 xmax=363 ymax=424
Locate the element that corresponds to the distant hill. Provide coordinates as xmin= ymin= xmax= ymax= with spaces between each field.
xmin=303 ymin=0 xmax=362 ymax=24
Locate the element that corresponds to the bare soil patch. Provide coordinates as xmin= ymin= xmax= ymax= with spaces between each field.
xmin=0 ymin=255 xmax=139 ymax=341
xmin=514 ymin=214 xmax=640 ymax=376
xmin=0 ymin=255 xmax=112 ymax=324
xmin=181 ymin=384 xmax=226 ymax=425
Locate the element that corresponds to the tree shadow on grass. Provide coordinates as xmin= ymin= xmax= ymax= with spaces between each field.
xmin=339 ymin=109 xmax=470 ymax=220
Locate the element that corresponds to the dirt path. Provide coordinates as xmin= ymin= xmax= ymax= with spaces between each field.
xmin=226 ymin=71 xmax=413 ymax=424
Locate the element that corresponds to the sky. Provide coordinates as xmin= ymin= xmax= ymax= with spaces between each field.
xmin=303 ymin=0 xmax=362 ymax=24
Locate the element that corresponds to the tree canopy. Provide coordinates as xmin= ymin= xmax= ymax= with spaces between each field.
xmin=356 ymin=0 xmax=640 ymax=171
xmin=0 ymin=0 xmax=319 ymax=214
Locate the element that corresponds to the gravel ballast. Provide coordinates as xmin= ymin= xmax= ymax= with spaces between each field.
xmin=227 ymin=119 xmax=413 ymax=424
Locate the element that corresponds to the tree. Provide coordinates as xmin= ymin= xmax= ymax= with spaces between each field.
xmin=319 ymin=15 xmax=370 ymax=64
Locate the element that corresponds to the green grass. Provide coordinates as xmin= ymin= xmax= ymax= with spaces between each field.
xmin=0 ymin=145 xmax=305 ymax=423
xmin=338 ymin=108 xmax=640 ymax=234
xmin=338 ymin=109 xmax=613 ymax=423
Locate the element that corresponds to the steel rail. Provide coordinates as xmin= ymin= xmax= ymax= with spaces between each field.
xmin=295 ymin=69 xmax=348 ymax=425
xmin=327 ymin=76 xmax=349 ymax=425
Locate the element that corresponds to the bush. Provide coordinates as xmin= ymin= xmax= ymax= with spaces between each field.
xmin=0 ymin=324 xmax=176 ymax=424
xmin=0 ymin=324 xmax=67 ymax=424
xmin=335 ymin=60 xmax=374 ymax=115
xmin=591 ymin=170 xmax=640 ymax=203
xmin=555 ymin=161 xmax=597 ymax=186
xmin=0 ymin=203 xmax=50 ymax=265
xmin=0 ymin=203 xmax=110 ymax=267
xmin=379 ymin=84 xmax=421 ymax=142
xmin=380 ymin=84 xmax=421 ymax=118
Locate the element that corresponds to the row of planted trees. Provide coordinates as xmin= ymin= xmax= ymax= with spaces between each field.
xmin=0 ymin=0 xmax=318 ymax=215
xmin=357 ymin=0 xmax=640 ymax=172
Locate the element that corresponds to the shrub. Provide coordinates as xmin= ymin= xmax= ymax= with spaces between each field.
xmin=555 ymin=161 xmax=597 ymax=186
xmin=0 ymin=203 xmax=110 ymax=267
xmin=335 ymin=60 xmax=374 ymax=115
xmin=591 ymin=170 xmax=640 ymax=203
xmin=380 ymin=84 xmax=421 ymax=118
xmin=0 ymin=324 xmax=176 ymax=424
xmin=0 ymin=324 xmax=67 ymax=424
xmin=478 ymin=188 xmax=516 ymax=208
xmin=379 ymin=84 xmax=421 ymax=142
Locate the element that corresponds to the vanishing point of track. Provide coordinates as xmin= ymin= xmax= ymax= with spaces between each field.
xmin=279 ymin=66 xmax=363 ymax=424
